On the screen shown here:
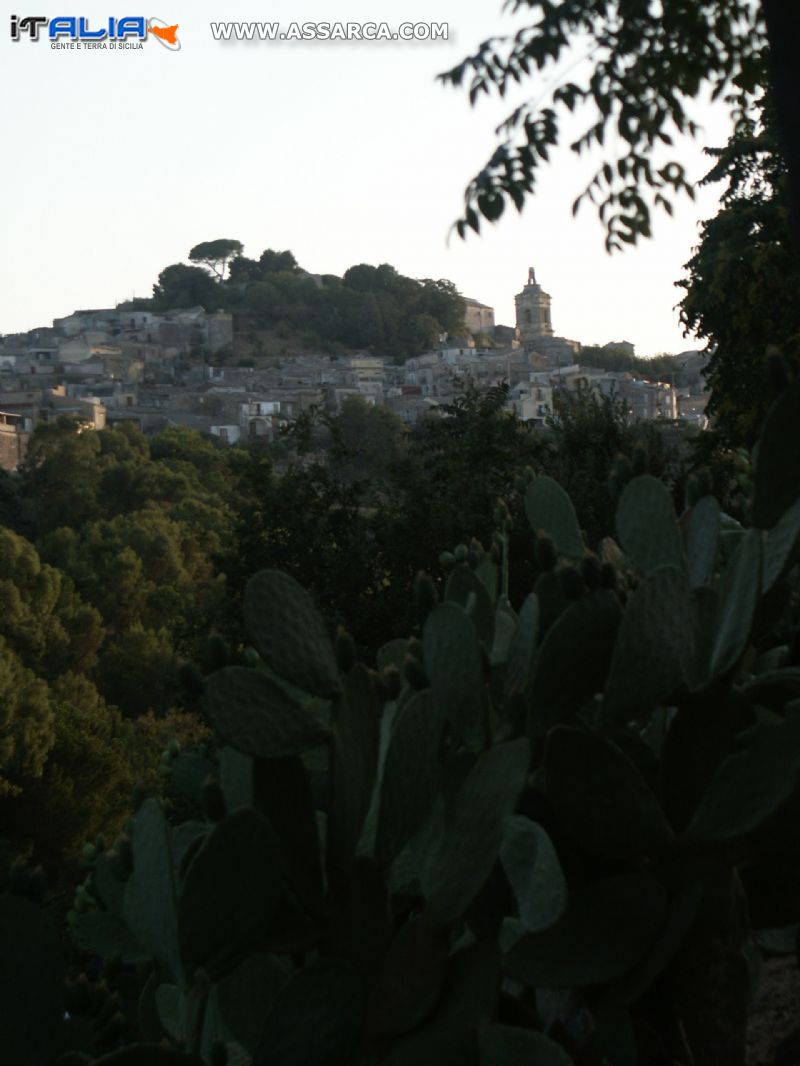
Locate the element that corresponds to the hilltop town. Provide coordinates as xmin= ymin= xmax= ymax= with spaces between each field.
xmin=0 ymin=263 xmax=709 ymax=471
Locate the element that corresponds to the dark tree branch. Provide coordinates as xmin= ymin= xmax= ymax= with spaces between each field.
xmin=757 ymin=2 xmax=800 ymax=251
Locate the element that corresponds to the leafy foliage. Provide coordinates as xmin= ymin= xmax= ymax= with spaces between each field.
xmin=678 ymin=98 xmax=800 ymax=445
xmin=0 ymin=636 xmax=53 ymax=796
xmin=542 ymin=382 xmax=677 ymax=547
xmin=6 ymin=674 xmax=136 ymax=866
xmin=440 ymin=1 xmax=767 ymax=248
xmin=188 ymin=240 xmax=244 ymax=283
xmin=0 ymin=526 xmax=104 ymax=679
xmin=0 ymin=423 xmax=249 ymax=867
xmin=577 ymin=344 xmax=683 ymax=380
xmin=154 ymin=265 xmax=222 ymax=312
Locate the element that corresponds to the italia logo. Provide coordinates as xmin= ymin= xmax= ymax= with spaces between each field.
xmin=10 ymin=15 xmax=181 ymax=48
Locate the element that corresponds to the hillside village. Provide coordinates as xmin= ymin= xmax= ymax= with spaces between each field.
xmin=0 ymin=265 xmax=709 ymax=472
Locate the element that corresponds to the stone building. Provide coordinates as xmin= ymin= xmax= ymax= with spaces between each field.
xmin=464 ymin=298 xmax=496 ymax=337
xmin=0 ymin=410 xmax=31 ymax=471
xmin=53 ymin=307 xmax=234 ymax=358
xmin=514 ymin=267 xmax=581 ymax=366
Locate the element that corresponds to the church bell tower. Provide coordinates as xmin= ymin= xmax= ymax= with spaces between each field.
xmin=515 ymin=266 xmax=554 ymax=347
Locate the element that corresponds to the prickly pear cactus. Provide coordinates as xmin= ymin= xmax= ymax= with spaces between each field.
xmin=59 ymin=383 xmax=800 ymax=1066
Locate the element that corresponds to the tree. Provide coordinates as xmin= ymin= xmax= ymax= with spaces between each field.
xmin=188 ymin=238 xmax=244 ymax=282
xmin=149 ymin=423 xmax=250 ymax=504
xmin=354 ymin=293 xmax=385 ymax=349
xmin=153 ymin=263 xmax=221 ymax=310
xmin=339 ymin=265 xmax=465 ymax=357
xmin=244 ymin=279 xmax=281 ymax=321
xmin=677 ymin=100 xmax=800 ymax=445
xmin=18 ymin=422 xmax=243 ymax=719
xmin=40 ymin=507 xmax=225 ymax=642
xmin=6 ymin=673 xmax=136 ymax=870
xmin=411 ymin=312 xmax=442 ymax=352
xmin=21 ymin=417 xmax=104 ymax=532
xmin=0 ymin=527 xmax=104 ymax=680
xmin=418 ymin=278 xmax=466 ymax=335
xmin=0 ymin=665 xmax=209 ymax=873
xmin=227 ymin=254 xmax=262 ymax=284
xmin=230 ymin=461 xmax=395 ymax=653
xmin=393 ymin=379 xmax=539 ymax=569
xmin=258 ymin=248 xmax=299 ymax=274
xmin=329 ymin=396 xmax=405 ymax=483
xmin=0 ymin=637 xmax=53 ymax=797
xmin=343 ymin=263 xmax=382 ymax=293
xmin=344 ymin=263 xmax=415 ymax=299
xmin=438 ymin=2 xmax=800 ymax=252
xmin=95 ymin=624 xmax=179 ymax=717
xmin=0 ymin=468 xmax=32 ymax=537
xmin=578 ymin=344 xmax=680 ymax=380
xmin=543 ymin=382 xmax=640 ymax=545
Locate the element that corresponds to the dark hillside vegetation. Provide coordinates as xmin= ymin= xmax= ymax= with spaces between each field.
xmin=124 ymin=249 xmax=466 ymax=363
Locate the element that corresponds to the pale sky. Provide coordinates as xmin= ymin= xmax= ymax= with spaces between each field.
xmin=2 ymin=0 xmax=738 ymax=354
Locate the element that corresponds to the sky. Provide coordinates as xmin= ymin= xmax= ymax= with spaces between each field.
xmin=2 ymin=0 xmax=738 ymax=354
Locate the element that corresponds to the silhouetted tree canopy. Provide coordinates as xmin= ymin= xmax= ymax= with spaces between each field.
xmin=188 ymin=238 xmax=244 ymax=281
xmin=678 ymin=97 xmax=800 ymax=445
xmin=440 ymin=2 xmax=800 ymax=252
